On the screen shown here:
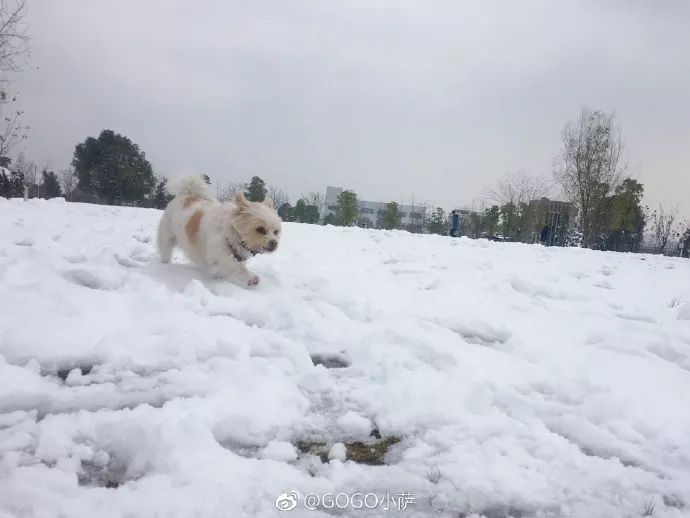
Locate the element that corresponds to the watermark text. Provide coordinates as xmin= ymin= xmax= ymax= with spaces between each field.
xmin=275 ymin=490 xmax=415 ymax=511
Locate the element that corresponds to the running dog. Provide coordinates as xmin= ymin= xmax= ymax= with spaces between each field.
xmin=157 ymin=177 xmax=281 ymax=287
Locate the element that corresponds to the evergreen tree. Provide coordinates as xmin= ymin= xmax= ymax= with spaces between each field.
xmin=72 ymin=129 xmax=156 ymax=205
xmin=499 ymin=202 xmax=518 ymax=239
xmin=294 ymin=199 xmax=306 ymax=222
xmin=0 ymin=168 xmax=14 ymax=198
xmin=608 ymin=179 xmax=645 ymax=251
xmin=152 ymin=177 xmax=173 ymax=209
xmin=426 ymin=207 xmax=446 ymax=235
xmin=0 ymin=160 xmax=23 ymax=198
xmin=483 ymin=205 xmax=500 ymax=236
xmin=303 ymin=204 xmax=320 ymax=224
xmin=293 ymin=197 xmax=320 ymax=224
xmin=334 ymin=190 xmax=358 ymax=226
xmin=585 ymin=178 xmax=646 ymax=251
xmin=469 ymin=212 xmax=481 ymax=238
xmin=244 ymin=176 xmax=267 ymax=202
xmin=277 ymin=202 xmax=294 ymax=221
xmin=381 ymin=202 xmax=401 ymax=230
xmin=40 ymin=170 xmax=62 ymax=199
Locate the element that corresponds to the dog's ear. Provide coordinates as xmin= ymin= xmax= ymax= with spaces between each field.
xmin=235 ymin=192 xmax=250 ymax=208
xmin=262 ymin=198 xmax=274 ymax=209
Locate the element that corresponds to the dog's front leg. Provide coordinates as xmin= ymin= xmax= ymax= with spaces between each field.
xmin=206 ymin=237 xmax=259 ymax=287
xmin=211 ymin=255 xmax=259 ymax=286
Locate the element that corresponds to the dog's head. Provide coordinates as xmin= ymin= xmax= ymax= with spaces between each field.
xmin=231 ymin=193 xmax=282 ymax=254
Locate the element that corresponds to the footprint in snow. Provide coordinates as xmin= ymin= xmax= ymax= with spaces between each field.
xmin=391 ymin=268 xmax=426 ymax=275
xmin=115 ymin=254 xmax=144 ymax=268
xmin=63 ymin=254 xmax=88 ymax=264
xmin=453 ymin=322 xmax=511 ymax=346
xmin=420 ymin=279 xmax=442 ymax=291
xmin=616 ymin=312 xmax=656 ymax=324
xmin=133 ymin=234 xmax=151 ymax=244
xmin=55 ymin=365 xmax=95 ymax=382
xmin=310 ymin=353 xmax=351 ymax=369
xmin=593 ymin=280 xmax=612 ymax=289
xmin=63 ymin=269 xmax=124 ymax=291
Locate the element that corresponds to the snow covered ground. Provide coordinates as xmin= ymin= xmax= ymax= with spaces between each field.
xmin=1 ymin=198 xmax=690 ymax=518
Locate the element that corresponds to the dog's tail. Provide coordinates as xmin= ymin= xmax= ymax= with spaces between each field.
xmin=169 ymin=176 xmax=213 ymax=200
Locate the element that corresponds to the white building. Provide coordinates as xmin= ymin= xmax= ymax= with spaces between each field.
xmin=322 ymin=186 xmax=425 ymax=230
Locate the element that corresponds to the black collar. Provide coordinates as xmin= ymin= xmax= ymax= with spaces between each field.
xmin=240 ymin=240 xmax=258 ymax=257
xmin=227 ymin=240 xmax=257 ymax=262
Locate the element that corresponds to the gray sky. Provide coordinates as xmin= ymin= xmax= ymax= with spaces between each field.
xmin=16 ymin=1 xmax=690 ymax=215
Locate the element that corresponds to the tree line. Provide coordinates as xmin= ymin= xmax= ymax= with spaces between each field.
xmin=0 ymin=129 xmax=169 ymax=208
xmin=0 ymin=0 xmax=684 ymax=255
xmin=1 ymin=118 xmax=686 ymax=255
xmin=406 ymin=107 xmax=687 ymax=254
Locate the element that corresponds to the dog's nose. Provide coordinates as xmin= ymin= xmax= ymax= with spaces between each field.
xmin=267 ymin=239 xmax=277 ymax=251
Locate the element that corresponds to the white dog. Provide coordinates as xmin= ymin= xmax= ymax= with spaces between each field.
xmin=157 ymin=177 xmax=282 ymax=287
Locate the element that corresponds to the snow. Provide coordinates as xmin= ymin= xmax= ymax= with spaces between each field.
xmin=337 ymin=411 xmax=372 ymax=438
xmin=1 ymin=198 xmax=690 ymax=518
xmin=328 ymin=443 xmax=347 ymax=462
xmin=679 ymin=303 xmax=690 ymax=321
xmin=260 ymin=441 xmax=298 ymax=462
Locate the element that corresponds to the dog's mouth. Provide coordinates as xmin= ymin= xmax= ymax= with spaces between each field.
xmin=236 ymin=240 xmax=277 ymax=255
xmin=264 ymin=240 xmax=278 ymax=253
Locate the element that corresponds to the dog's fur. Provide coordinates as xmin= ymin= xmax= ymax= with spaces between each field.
xmin=157 ymin=177 xmax=282 ymax=287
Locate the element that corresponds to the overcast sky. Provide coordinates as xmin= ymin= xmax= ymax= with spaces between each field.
xmin=15 ymin=1 xmax=690 ymax=215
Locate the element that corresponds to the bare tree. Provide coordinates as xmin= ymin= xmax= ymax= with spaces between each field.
xmin=267 ymin=186 xmax=289 ymax=208
xmin=14 ymin=152 xmax=38 ymax=197
xmin=414 ymin=200 xmax=431 ymax=228
xmin=0 ymin=0 xmax=28 ymax=73
xmin=485 ymin=170 xmax=551 ymax=207
xmin=554 ymin=108 xmax=626 ymax=246
xmin=651 ymin=203 xmax=679 ymax=252
xmin=303 ymin=191 xmax=323 ymax=208
xmin=217 ymin=181 xmax=244 ymax=202
xmin=0 ymin=1 xmax=29 ymax=159
xmin=0 ymin=96 xmax=27 ymax=157
xmin=484 ymin=171 xmax=552 ymax=240
xmin=59 ymin=169 xmax=77 ymax=201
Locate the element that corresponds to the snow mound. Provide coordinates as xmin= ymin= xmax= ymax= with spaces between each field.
xmin=678 ymin=302 xmax=690 ymax=321
xmin=1 ymin=200 xmax=690 ymax=517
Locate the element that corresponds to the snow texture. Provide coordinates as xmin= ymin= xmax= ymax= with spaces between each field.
xmin=1 ymin=198 xmax=690 ymax=517
xmin=337 ymin=411 xmax=372 ymax=438
xmin=260 ymin=441 xmax=298 ymax=462
xmin=328 ymin=443 xmax=347 ymax=462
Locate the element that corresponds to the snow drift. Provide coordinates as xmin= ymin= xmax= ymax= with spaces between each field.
xmin=1 ymin=199 xmax=689 ymax=517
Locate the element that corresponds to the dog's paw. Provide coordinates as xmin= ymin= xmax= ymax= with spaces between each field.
xmin=247 ymin=275 xmax=260 ymax=287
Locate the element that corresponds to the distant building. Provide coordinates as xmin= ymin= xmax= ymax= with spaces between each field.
xmin=322 ymin=186 xmax=426 ymax=230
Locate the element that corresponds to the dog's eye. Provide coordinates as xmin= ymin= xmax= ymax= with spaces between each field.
xmin=256 ymin=226 xmax=266 ymax=235
xmin=273 ymin=230 xmax=279 ymax=236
